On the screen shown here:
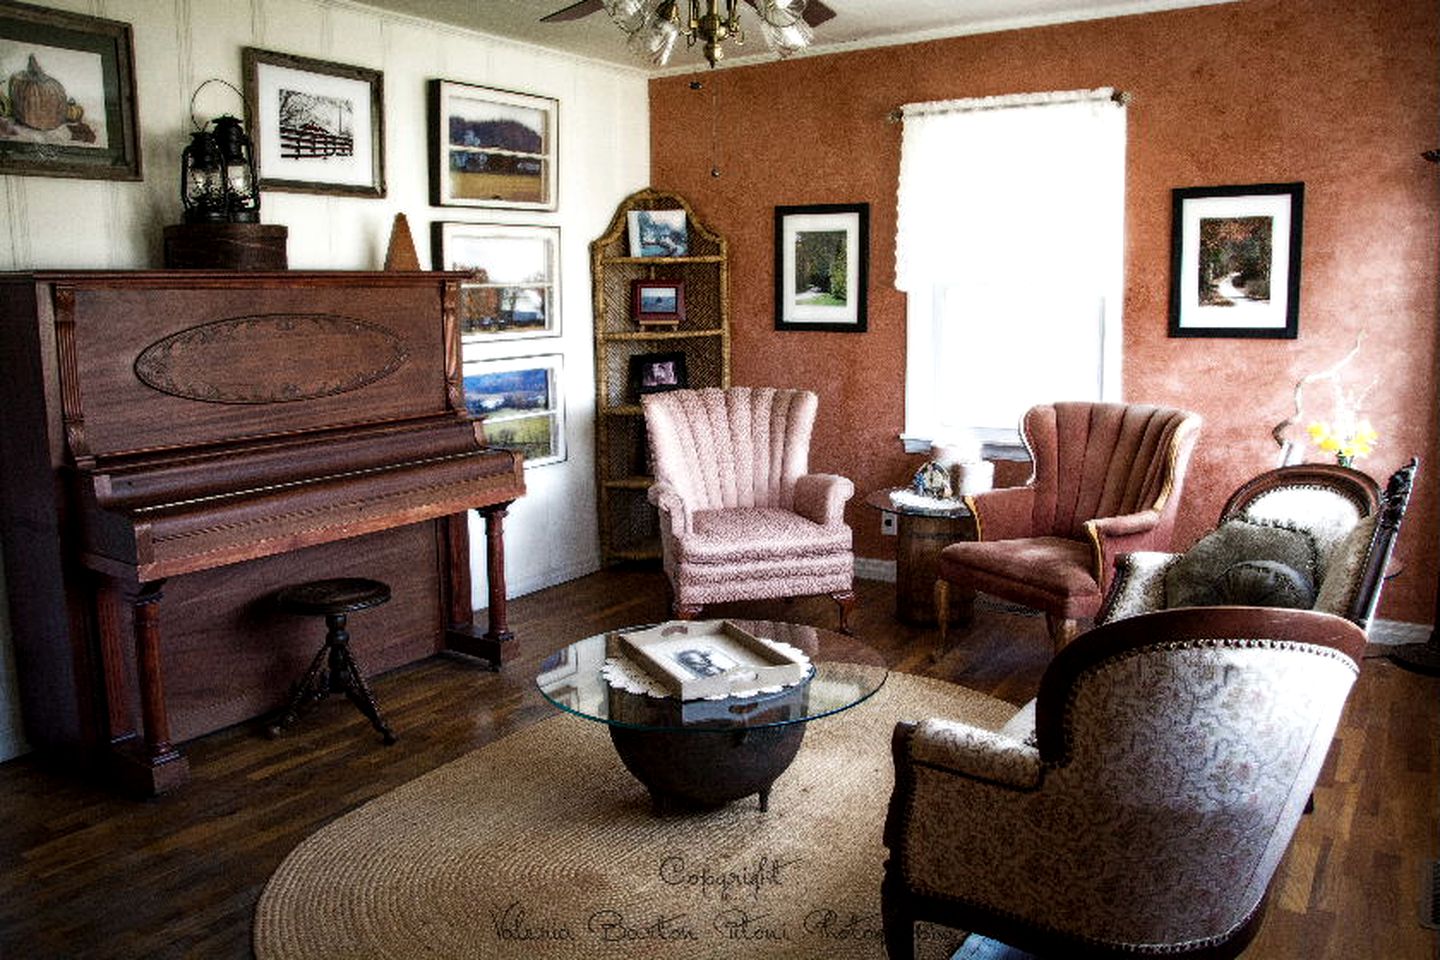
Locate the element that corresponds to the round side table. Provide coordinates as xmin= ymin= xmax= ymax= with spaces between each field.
xmin=864 ymin=487 xmax=976 ymax=624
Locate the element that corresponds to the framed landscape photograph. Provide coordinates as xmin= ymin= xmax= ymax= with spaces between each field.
xmin=774 ymin=203 xmax=869 ymax=332
xmin=0 ymin=2 xmax=140 ymax=180
xmin=631 ymin=279 xmax=685 ymax=326
xmin=629 ymin=351 xmax=688 ymax=397
xmin=1168 ymin=182 xmax=1303 ymax=339
xmin=627 ymin=208 xmax=688 ymax=257
xmin=430 ymin=79 xmax=557 ymax=211
xmin=434 ymin=222 xmax=559 ymax=340
xmin=242 ymin=47 xmax=385 ymax=197
xmin=462 ymin=354 xmax=566 ymax=467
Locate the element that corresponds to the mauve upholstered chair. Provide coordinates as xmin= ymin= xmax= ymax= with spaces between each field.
xmin=934 ymin=401 xmax=1202 ymax=650
xmin=882 ymin=605 xmax=1366 ymax=960
xmin=642 ymin=387 xmax=856 ymax=629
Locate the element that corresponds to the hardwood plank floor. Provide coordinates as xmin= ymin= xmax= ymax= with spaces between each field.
xmin=0 ymin=567 xmax=1435 ymax=959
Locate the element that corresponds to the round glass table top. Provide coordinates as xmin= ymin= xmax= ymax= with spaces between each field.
xmin=535 ymin=619 xmax=889 ymax=734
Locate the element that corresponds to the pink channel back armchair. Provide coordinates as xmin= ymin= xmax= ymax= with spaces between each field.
xmin=642 ymin=387 xmax=856 ymax=629
xmin=935 ymin=401 xmax=1202 ymax=648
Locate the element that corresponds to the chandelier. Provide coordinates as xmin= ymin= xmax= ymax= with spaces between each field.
xmin=605 ymin=0 xmax=814 ymax=68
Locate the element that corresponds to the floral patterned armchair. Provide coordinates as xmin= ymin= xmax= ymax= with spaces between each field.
xmin=882 ymin=605 xmax=1367 ymax=959
xmin=642 ymin=387 xmax=856 ymax=629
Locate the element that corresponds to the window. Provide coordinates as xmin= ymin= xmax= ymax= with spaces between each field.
xmin=896 ymin=89 xmax=1128 ymax=454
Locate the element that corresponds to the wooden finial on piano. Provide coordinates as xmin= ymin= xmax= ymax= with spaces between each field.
xmin=384 ymin=213 xmax=421 ymax=271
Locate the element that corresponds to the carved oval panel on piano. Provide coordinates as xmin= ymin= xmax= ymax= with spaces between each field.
xmin=134 ymin=314 xmax=409 ymax=404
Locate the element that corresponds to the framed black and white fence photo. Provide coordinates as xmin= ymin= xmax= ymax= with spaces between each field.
xmin=242 ymin=47 xmax=385 ymax=197
xmin=1168 ymin=182 xmax=1303 ymax=338
xmin=774 ymin=203 xmax=869 ymax=332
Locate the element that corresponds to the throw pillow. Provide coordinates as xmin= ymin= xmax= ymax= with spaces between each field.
xmin=1164 ymin=519 xmax=1318 ymax=610
xmin=1209 ymin=559 xmax=1316 ymax=609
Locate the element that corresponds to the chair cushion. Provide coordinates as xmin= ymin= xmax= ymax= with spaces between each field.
xmin=938 ymin=537 xmax=1103 ymax=617
xmin=674 ymin=507 xmax=852 ymax=564
xmin=1164 ymin=519 xmax=1318 ymax=610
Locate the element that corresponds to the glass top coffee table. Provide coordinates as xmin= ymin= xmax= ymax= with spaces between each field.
xmin=536 ymin=619 xmax=888 ymax=812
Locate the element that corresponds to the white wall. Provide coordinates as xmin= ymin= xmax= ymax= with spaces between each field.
xmin=0 ymin=0 xmax=651 ymax=759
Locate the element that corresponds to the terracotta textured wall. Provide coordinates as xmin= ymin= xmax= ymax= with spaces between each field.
xmin=649 ymin=0 xmax=1439 ymax=623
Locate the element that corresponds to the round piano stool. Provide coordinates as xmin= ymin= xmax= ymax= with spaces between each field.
xmin=269 ymin=577 xmax=397 ymax=745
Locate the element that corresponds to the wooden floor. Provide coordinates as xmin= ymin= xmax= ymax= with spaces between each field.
xmin=0 ymin=567 xmax=1436 ymax=959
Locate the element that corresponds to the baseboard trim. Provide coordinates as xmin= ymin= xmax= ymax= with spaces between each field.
xmin=1368 ymin=619 xmax=1432 ymax=646
xmin=855 ymin=557 xmax=896 ymax=583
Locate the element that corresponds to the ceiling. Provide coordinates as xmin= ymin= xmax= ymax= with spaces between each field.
xmin=358 ymin=0 xmax=1237 ymax=73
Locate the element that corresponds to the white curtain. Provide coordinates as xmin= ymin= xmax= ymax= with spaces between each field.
xmin=895 ymin=89 xmax=1127 ymax=440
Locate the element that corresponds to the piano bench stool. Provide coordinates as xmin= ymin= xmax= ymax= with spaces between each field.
xmin=268 ymin=577 xmax=397 ymax=745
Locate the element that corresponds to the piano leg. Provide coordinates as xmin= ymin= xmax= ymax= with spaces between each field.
xmin=110 ymin=579 xmax=190 ymax=796
xmin=443 ymin=502 xmax=518 ymax=668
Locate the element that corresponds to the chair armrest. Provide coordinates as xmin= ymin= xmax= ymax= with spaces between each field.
xmin=1085 ymin=509 xmax=1165 ymax=592
xmin=967 ymin=485 xmax=1036 ymax=542
xmin=647 ymin=480 xmax=691 ymax=539
xmin=1095 ymin=551 xmax=1182 ymax=624
xmin=907 ymin=717 xmax=1042 ymax=789
xmin=794 ymin=473 xmax=854 ymax=526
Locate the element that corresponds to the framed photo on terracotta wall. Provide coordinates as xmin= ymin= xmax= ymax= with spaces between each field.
xmin=1168 ymin=182 xmax=1303 ymax=339
xmin=242 ymin=47 xmax=385 ymax=197
xmin=774 ymin=203 xmax=869 ymax=332
xmin=0 ymin=2 xmax=141 ymax=181
xmin=430 ymin=79 xmax=557 ymax=211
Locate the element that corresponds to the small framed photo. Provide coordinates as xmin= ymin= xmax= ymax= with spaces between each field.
xmin=1168 ymin=182 xmax=1304 ymax=339
xmin=462 ymin=353 xmax=566 ymax=467
xmin=629 ymin=351 xmax=688 ymax=397
xmin=430 ymin=79 xmax=557 ymax=211
xmin=774 ymin=203 xmax=869 ymax=332
xmin=627 ymin=208 xmax=689 ymax=257
xmin=631 ymin=279 xmax=685 ymax=326
xmin=0 ymin=2 xmax=141 ymax=181
xmin=433 ymin=222 xmax=559 ymax=340
xmin=242 ymin=47 xmax=385 ymax=197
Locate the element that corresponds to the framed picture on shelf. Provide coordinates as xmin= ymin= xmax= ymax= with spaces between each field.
xmin=627 ymin=208 xmax=688 ymax=257
xmin=429 ymin=79 xmax=557 ymax=210
xmin=434 ymin=222 xmax=559 ymax=340
xmin=629 ymin=351 xmax=688 ymax=397
xmin=631 ymin=279 xmax=685 ymax=326
xmin=1168 ymin=182 xmax=1303 ymax=339
xmin=774 ymin=203 xmax=869 ymax=332
xmin=0 ymin=3 xmax=141 ymax=180
xmin=242 ymin=47 xmax=385 ymax=197
xmin=462 ymin=353 xmax=566 ymax=467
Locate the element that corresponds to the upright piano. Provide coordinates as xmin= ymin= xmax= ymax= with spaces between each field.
xmin=0 ymin=271 xmax=525 ymax=794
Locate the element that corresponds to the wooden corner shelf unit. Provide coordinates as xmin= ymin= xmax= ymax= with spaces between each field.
xmin=591 ymin=188 xmax=730 ymax=564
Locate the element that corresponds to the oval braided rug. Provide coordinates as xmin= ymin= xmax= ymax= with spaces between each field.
xmin=254 ymin=672 xmax=1016 ymax=960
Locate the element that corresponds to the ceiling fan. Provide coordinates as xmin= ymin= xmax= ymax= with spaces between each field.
xmin=541 ymin=0 xmax=837 ymax=67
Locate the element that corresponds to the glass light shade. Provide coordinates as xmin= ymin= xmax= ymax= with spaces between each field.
xmin=180 ymin=130 xmax=227 ymax=223
xmin=629 ymin=16 xmax=681 ymax=65
xmin=211 ymin=115 xmax=259 ymax=223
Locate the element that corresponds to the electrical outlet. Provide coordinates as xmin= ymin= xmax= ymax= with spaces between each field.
xmin=880 ymin=511 xmax=897 ymax=536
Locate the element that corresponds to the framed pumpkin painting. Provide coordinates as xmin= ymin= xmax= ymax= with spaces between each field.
xmin=0 ymin=1 xmax=141 ymax=180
